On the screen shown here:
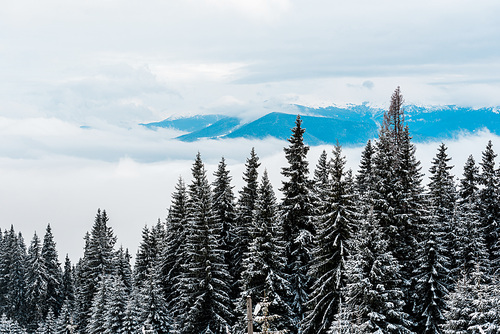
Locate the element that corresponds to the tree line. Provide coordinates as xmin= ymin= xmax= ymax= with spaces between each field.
xmin=0 ymin=87 xmax=499 ymax=333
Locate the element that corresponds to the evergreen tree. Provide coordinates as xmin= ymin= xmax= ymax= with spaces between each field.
xmin=36 ymin=309 xmax=56 ymax=334
xmin=371 ymin=88 xmax=425 ymax=323
xmin=138 ymin=274 xmax=171 ymax=334
xmin=176 ymin=153 xmax=233 ymax=333
xmin=413 ymin=216 xmax=450 ymax=334
xmin=302 ymin=144 xmax=356 ymax=334
xmin=238 ymin=170 xmax=292 ymax=332
xmin=478 ymin=141 xmax=500 ymax=271
xmin=427 ymin=144 xmax=457 ymax=282
xmin=280 ymin=115 xmax=315 ymax=329
xmin=355 ymin=139 xmax=375 ymax=199
xmin=104 ymin=275 xmax=130 ymax=334
xmin=61 ymin=255 xmax=75 ymax=305
xmin=86 ymin=276 xmax=109 ymax=334
xmin=56 ymin=300 xmax=75 ymax=334
xmin=41 ymin=224 xmax=63 ymax=318
xmin=344 ymin=212 xmax=412 ymax=334
xmin=74 ymin=209 xmax=117 ymax=331
xmin=134 ymin=225 xmax=156 ymax=288
xmin=1 ymin=226 xmax=27 ymax=326
xmin=455 ymin=155 xmax=489 ymax=276
xmin=212 ymin=157 xmax=237 ymax=310
xmin=233 ymin=148 xmax=261 ymax=297
xmin=114 ymin=246 xmax=133 ymax=295
xmin=161 ymin=177 xmax=189 ymax=320
xmin=25 ymin=232 xmax=46 ymax=332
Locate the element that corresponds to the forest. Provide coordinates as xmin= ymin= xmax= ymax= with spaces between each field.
xmin=0 ymin=87 xmax=499 ymax=334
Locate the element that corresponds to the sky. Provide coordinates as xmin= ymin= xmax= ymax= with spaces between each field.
xmin=1 ymin=0 xmax=500 ymax=261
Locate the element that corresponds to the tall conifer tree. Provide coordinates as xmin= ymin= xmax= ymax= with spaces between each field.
xmin=280 ymin=115 xmax=314 ymax=330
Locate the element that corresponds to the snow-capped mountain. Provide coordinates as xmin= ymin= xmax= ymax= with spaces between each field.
xmin=141 ymin=104 xmax=500 ymax=145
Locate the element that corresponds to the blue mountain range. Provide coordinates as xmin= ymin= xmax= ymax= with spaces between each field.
xmin=141 ymin=104 xmax=500 ymax=146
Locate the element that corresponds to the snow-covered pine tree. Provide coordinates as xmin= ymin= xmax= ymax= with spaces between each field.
xmin=312 ymin=150 xmax=330 ymax=201
xmin=413 ymin=214 xmax=451 ymax=333
xmin=371 ymin=88 xmax=425 ymax=324
xmin=455 ymin=155 xmax=489 ymax=276
xmin=86 ymin=275 xmax=109 ymax=334
xmin=1 ymin=226 xmax=27 ymax=326
xmin=280 ymin=115 xmax=315 ymax=330
xmin=160 ymin=177 xmax=189 ymax=320
xmin=134 ymin=225 xmax=156 ymax=288
xmin=302 ymin=144 xmax=356 ymax=334
xmin=344 ymin=211 xmax=412 ymax=334
xmin=56 ymin=300 xmax=75 ymax=334
xmin=176 ymin=153 xmax=233 ymax=333
xmin=61 ymin=254 xmax=75 ymax=306
xmin=74 ymin=209 xmax=117 ymax=331
xmin=238 ymin=170 xmax=292 ymax=333
xmin=478 ymin=141 xmax=500 ymax=273
xmin=25 ymin=232 xmax=46 ymax=332
xmin=427 ymin=144 xmax=457 ymax=283
xmin=104 ymin=275 xmax=132 ymax=334
xmin=138 ymin=272 xmax=171 ymax=334
xmin=115 ymin=246 xmax=133 ymax=295
xmin=441 ymin=271 xmax=474 ymax=334
xmin=41 ymin=224 xmax=63 ymax=319
xmin=355 ymin=139 xmax=375 ymax=201
xmin=233 ymin=148 xmax=261 ymax=299
xmin=212 ymin=156 xmax=237 ymax=316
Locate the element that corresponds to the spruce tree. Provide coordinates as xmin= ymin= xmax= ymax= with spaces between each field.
xmin=74 ymin=209 xmax=117 ymax=331
xmin=104 ymin=275 xmax=131 ymax=334
xmin=280 ymin=115 xmax=314 ymax=329
xmin=456 ymin=155 xmax=489 ymax=276
xmin=212 ymin=156 xmax=237 ymax=311
xmin=61 ymin=255 xmax=75 ymax=305
xmin=344 ymin=213 xmax=411 ymax=334
xmin=478 ymin=141 xmax=500 ymax=271
xmin=302 ymin=144 xmax=356 ymax=334
xmin=41 ymin=224 xmax=63 ymax=318
xmin=238 ymin=170 xmax=292 ymax=333
xmin=413 ymin=216 xmax=450 ymax=334
xmin=176 ymin=153 xmax=233 ymax=333
xmin=427 ymin=144 xmax=457 ymax=283
xmin=233 ymin=148 xmax=261 ymax=297
xmin=161 ymin=177 xmax=189 ymax=319
xmin=25 ymin=232 xmax=46 ymax=332
xmin=356 ymin=139 xmax=375 ymax=199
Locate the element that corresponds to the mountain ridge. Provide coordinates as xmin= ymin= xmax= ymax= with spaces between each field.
xmin=141 ymin=104 xmax=500 ymax=146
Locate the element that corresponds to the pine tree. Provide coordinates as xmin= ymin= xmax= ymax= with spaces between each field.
xmin=2 ymin=226 xmax=27 ymax=325
xmin=371 ymin=88 xmax=425 ymax=323
xmin=413 ymin=215 xmax=450 ymax=334
xmin=344 ymin=212 xmax=412 ymax=334
xmin=212 ymin=157 xmax=237 ymax=311
xmin=455 ymin=155 xmax=489 ymax=276
xmin=280 ymin=115 xmax=314 ymax=329
xmin=427 ymin=144 xmax=457 ymax=283
xmin=104 ymin=275 xmax=130 ymax=334
xmin=302 ymin=144 xmax=356 ymax=334
xmin=25 ymin=232 xmax=46 ymax=332
xmin=238 ymin=170 xmax=292 ymax=333
xmin=114 ymin=246 xmax=133 ymax=295
xmin=176 ymin=153 xmax=233 ymax=333
xmin=441 ymin=272 xmax=474 ymax=334
xmin=233 ymin=148 xmax=261 ymax=298
xmin=355 ymin=139 xmax=375 ymax=199
xmin=161 ymin=177 xmax=189 ymax=320
xmin=478 ymin=141 xmax=500 ymax=271
xmin=74 ymin=209 xmax=117 ymax=331
xmin=61 ymin=255 xmax=75 ymax=305
xmin=56 ymin=300 xmax=75 ymax=334
xmin=138 ymin=274 xmax=171 ymax=334
xmin=134 ymin=225 xmax=156 ymax=288
xmin=41 ymin=224 xmax=63 ymax=318
xmin=86 ymin=275 xmax=109 ymax=334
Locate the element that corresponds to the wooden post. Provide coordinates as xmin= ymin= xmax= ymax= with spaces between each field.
xmin=247 ymin=295 xmax=253 ymax=334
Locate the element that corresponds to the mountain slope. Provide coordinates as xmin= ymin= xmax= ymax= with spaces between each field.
xmin=140 ymin=105 xmax=500 ymax=145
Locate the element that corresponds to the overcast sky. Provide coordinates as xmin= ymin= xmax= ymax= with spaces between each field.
xmin=1 ymin=0 xmax=500 ymax=261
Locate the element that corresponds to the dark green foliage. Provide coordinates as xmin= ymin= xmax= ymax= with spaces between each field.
xmin=238 ymin=170 xmax=292 ymax=332
xmin=302 ymin=144 xmax=356 ymax=334
xmin=280 ymin=115 xmax=315 ymax=329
